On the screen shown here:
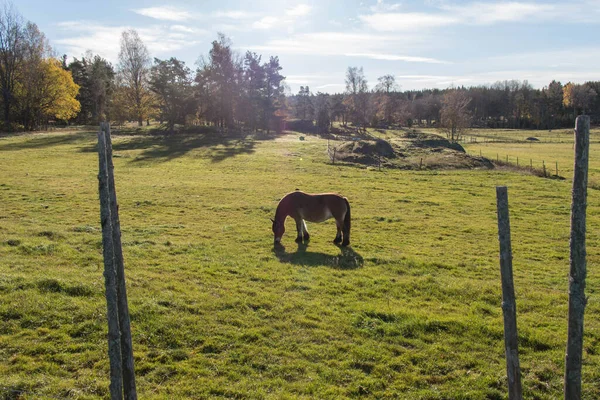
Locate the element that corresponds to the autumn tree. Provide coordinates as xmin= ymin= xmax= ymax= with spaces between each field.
xmin=13 ymin=21 xmax=79 ymax=129
xmin=109 ymin=75 xmax=129 ymax=126
xmin=18 ymin=57 xmax=80 ymax=128
xmin=374 ymin=74 xmax=399 ymax=125
xmin=563 ymin=82 xmax=597 ymax=119
xmin=439 ymin=89 xmax=471 ymax=141
xmin=117 ymin=29 xmax=152 ymax=126
xmin=149 ymin=57 xmax=195 ymax=132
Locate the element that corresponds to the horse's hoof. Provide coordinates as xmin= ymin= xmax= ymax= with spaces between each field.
xmin=341 ymin=241 xmax=350 ymax=247
xmin=295 ymin=237 xmax=303 ymax=243
xmin=303 ymin=234 xmax=310 ymax=242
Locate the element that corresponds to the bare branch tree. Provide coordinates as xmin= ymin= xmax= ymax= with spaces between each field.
xmin=439 ymin=89 xmax=472 ymax=141
xmin=117 ymin=29 xmax=151 ymax=126
xmin=0 ymin=2 xmax=24 ymax=129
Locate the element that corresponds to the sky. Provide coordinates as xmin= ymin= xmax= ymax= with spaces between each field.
xmin=14 ymin=0 xmax=600 ymax=94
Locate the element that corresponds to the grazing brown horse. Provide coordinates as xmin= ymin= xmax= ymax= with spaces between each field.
xmin=272 ymin=191 xmax=351 ymax=246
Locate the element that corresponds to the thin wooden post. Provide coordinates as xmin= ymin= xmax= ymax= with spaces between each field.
xmin=496 ymin=186 xmax=523 ymax=400
xmin=98 ymin=123 xmax=137 ymax=400
xmin=103 ymin=123 xmax=137 ymax=400
xmin=543 ymin=160 xmax=546 ymax=177
xmin=556 ymin=161 xmax=559 ymax=177
xmin=564 ymin=115 xmax=590 ymax=400
xmin=98 ymin=125 xmax=124 ymax=400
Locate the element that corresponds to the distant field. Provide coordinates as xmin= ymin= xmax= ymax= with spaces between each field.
xmin=1 ymin=128 xmax=600 ymax=399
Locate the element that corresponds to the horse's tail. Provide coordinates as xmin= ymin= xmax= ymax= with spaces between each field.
xmin=343 ymin=197 xmax=351 ymax=235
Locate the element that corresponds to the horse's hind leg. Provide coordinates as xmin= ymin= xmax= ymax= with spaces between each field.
xmin=333 ymin=220 xmax=343 ymax=244
xmin=302 ymin=220 xmax=310 ymax=242
xmin=295 ymin=219 xmax=304 ymax=243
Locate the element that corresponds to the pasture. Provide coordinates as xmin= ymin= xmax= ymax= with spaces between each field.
xmin=1 ymin=127 xmax=600 ymax=399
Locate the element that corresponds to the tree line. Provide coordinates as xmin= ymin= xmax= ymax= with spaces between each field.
xmin=289 ymin=68 xmax=600 ymax=140
xmin=0 ymin=3 xmax=79 ymax=131
xmin=0 ymin=5 xmax=286 ymax=133
xmin=2 ymin=3 xmax=599 ymax=134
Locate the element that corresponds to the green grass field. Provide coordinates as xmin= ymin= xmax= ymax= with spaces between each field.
xmin=2 ymin=128 xmax=600 ymax=399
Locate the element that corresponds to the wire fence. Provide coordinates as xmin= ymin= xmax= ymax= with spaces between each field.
xmin=467 ymin=149 xmax=562 ymax=177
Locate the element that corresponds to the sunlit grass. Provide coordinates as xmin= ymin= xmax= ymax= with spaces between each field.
xmin=1 ymin=128 xmax=600 ymax=398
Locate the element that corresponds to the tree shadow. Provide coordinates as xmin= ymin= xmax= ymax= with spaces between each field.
xmin=81 ymin=133 xmax=256 ymax=163
xmin=273 ymin=242 xmax=363 ymax=269
xmin=0 ymin=131 xmax=93 ymax=152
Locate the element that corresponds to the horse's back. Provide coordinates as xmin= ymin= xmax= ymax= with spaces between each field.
xmin=283 ymin=191 xmax=347 ymax=222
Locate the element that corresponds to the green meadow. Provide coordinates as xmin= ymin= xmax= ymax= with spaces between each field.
xmin=1 ymin=128 xmax=600 ymax=399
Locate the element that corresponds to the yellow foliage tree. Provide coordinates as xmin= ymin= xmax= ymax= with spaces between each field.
xmin=40 ymin=58 xmax=81 ymax=121
xmin=17 ymin=57 xmax=80 ymax=128
xmin=562 ymin=82 xmax=574 ymax=108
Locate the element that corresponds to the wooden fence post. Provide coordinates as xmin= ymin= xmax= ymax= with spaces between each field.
xmin=98 ymin=124 xmax=124 ymax=399
xmin=98 ymin=122 xmax=137 ymax=400
xmin=543 ymin=161 xmax=546 ymax=177
xmin=564 ymin=115 xmax=590 ymax=400
xmin=496 ymin=186 xmax=523 ymax=400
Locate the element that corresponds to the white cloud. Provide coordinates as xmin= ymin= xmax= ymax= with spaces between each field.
xmin=55 ymin=21 xmax=202 ymax=62
xmin=345 ymin=53 xmax=449 ymax=63
xmin=370 ymin=0 xmax=402 ymax=13
xmin=441 ymin=2 xmax=555 ymax=25
xmin=211 ymin=10 xmax=260 ymax=19
xmin=360 ymin=12 xmax=458 ymax=31
xmin=359 ymin=1 xmax=600 ymax=32
xmin=253 ymin=16 xmax=279 ymax=30
xmin=315 ymin=83 xmax=346 ymax=90
xmin=132 ymin=6 xmax=194 ymax=22
xmin=249 ymin=31 xmax=435 ymax=62
xmin=286 ymin=74 xmax=337 ymax=84
xmin=286 ymin=4 xmax=312 ymax=17
xmin=170 ymin=25 xmax=200 ymax=33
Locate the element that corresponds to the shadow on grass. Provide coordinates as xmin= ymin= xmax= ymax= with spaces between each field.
xmin=0 ymin=131 xmax=94 ymax=151
xmin=273 ymin=242 xmax=363 ymax=269
xmin=82 ymin=132 xmax=256 ymax=163
xmin=0 ymin=128 xmax=258 ymax=163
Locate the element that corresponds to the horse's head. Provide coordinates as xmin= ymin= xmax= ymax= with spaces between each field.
xmin=271 ymin=218 xmax=285 ymax=244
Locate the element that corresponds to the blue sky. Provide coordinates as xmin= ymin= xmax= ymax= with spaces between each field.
xmin=15 ymin=0 xmax=600 ymax=93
